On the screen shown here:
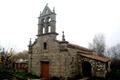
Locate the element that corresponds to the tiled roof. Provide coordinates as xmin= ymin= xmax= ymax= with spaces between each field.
xmin=79 ymin=53 xmax=110 ymax=62
xmin=67 ymin=43 xmax=92 ymax=52
xmin=56 ymin=40 xmax=110 ymax=62
xmin=67 ymin=43 xmax=110 ymax=62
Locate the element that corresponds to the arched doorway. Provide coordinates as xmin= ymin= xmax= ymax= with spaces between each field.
xmin=82 ymin=61 xmax=92 ymax=77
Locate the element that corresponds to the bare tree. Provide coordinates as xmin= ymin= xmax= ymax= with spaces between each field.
xmin=11 ymin=50 xmax=28 ymax=61
xmin=107 ymin=44 xmax=120 ymax=59
xmin=89 ymin=33 xmax=106 ymax=55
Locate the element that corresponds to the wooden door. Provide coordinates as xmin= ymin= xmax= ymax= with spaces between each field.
xmin=41 ymin=62 xmax=49 ymax=79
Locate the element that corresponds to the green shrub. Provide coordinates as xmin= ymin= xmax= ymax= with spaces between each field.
xmin=0 ymin=69 xmax=14 ymax=80
xmin=14 ymin=71 xmax=39 ymax=80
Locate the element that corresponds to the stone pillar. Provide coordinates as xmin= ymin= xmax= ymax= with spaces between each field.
xmin=51 ymin=21 xmax=56 ymax=33
xmin=28 ymin=38 xmax=32 ymax=73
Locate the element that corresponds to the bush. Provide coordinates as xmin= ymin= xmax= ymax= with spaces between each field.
xmin=0 ymin=69 xmax=14 ymax=80
xmin=106 ymin=69 xmax=120 ymax=80
xmin=14 ymin=71 xmax=39 ymax=80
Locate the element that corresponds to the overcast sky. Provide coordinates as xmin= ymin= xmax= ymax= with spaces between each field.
xmin=0 ymin=0 xmax=120 ymax=52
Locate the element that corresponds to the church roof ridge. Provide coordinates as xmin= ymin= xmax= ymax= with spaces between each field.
xmin=56 ymin=40 xmax=92 ymax=52
xmin=67 ymin=43 xmax=93 ymax=52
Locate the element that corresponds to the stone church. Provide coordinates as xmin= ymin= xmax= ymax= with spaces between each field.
xmin=28 ymin=5 xmax=111 ymax=79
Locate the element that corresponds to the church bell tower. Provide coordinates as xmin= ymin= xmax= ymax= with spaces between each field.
xmin=37 ymin=4 xmax=58 ymax=39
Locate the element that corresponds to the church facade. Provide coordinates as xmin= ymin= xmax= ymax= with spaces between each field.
xmin=28 ymin=5 xmax=111 ymax=79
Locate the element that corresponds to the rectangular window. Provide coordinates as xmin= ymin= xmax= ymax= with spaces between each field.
xmin=43 ymin=42 xmax=47 ymax=50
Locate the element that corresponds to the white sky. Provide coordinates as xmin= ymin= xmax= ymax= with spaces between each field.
xmin=0 ymin=0 xmax=120 ymax=52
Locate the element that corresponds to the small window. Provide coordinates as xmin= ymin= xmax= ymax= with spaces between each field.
xmin=43 ymin=42 xmax=47 ymax=50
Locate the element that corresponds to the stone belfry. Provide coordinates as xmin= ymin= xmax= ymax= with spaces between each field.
xmin=38 ymin=4 xmax=58 ymax=38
